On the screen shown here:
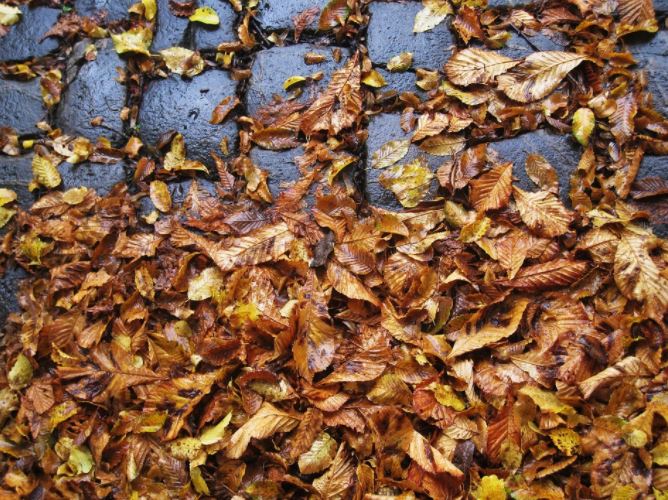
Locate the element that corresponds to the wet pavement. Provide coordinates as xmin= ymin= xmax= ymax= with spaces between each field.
xmin=1 ymin=0 xmax=668 ymax=323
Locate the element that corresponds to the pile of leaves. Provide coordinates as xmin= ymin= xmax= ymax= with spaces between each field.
xmin=1 ymin=0 xmax=668 ymax=498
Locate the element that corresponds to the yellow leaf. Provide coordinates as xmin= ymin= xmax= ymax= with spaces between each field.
xmin=418 ymin=133 xmax=466 ymax=156
xmin=473 ymin=475 xmax=507 ymax=500
xmin=199 ymin=411 xmax=233 ymax=446
xmin=0 ymin=207 xmax=16 ymax=229
xmin=413 ymin=0 xmax=452 ymax=33
xmin=379 ymin=157 xmax=434 ymax=208
xmin=169 ymin=437 xmax=203 ymax=460
xmin=142 ymin=0 xmax=156 ymax=20
xmin=164 ymin=134 xmax=208 ymax=173
xmin=0 ymin=4 xmax=21 ymax=26
xmin=188 ymin=267 xmax=225 ymax=301
xmin=283 ymin=75 xmax=307 ymax=90
xmin=387 ymin=52 xmax=413 ymax=72
xmin=0 ymin=188 xmax=16 ymax=206
xmin=189 ymin=6 xmax=220 ymax=25
xmin=432 ymin=384 xmax=466 ymax=411
xmin=371 ymin=139 xmax=410 ymax=169
xmin=519 ymin=385 xmax=575 ymax=415
xmin=111 ymin=27 xmax=153 ymax=56
xmin=149 ymin=180 xmax=172 ymax=213
xmin=572 ymin=107 xmax=595 ymax=146
xmin=549 ymin=427 xmax=581 ymax=456
xmin=62 ymin=187 xmax=89 ymax=205
xmin=8 ymin=354 xmax=33 ymax=390
xmin=57 ymin=445 xmax=94 ymax=476
xmin=32 ymin=154 xmax=61 ymax=189
xmin=362 ymin=69 xmax=386 ymax=88
xmin=498 ymin=51 xmax=589 ymax=103
xmin=298 ymin=432 xmax=337 ymax=474
xmin=159 ymin=47 xmax=204 ymax=77
xmin=190 ymin=466 xmax=209 ymax=495
xmin=19 ymin=233 xmax=51 ymax=266
xmin=459 ymin=216 xmax=491 ymax=243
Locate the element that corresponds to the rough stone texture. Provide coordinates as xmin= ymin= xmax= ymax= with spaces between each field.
xmin=0 ymin=155 xmax=36 ymax=210
xmin=255 ymin=0 xmax=328 ymax=31
xmin=486 ymin=0 xmax=530 ymax=7
xmin=655 ymin=0 xmax=668 ymax=12
xmin=138 ymin=70 xmax=239 ymax=166
xmin=193 ymin=0 xmax=238 ymax=51
xmin=250 ymin=146 xmax=306 ymax=198
xmin=56 ymin=40 xmax=126 ymax=145
xmin=638 ymin=155 xmax=668 ymax=180
xmin=75 ymin=0 xmax=135 ymax=21
xmin=246 ymin=44 xmax=348 ymax=117
xmin=0 ymin=6 xmax=60 ymax=62
xmin=365 ymin=113 xmax=442 ymax=209
xmin=153 ymin=0 xmax=190 ymax=50
xmin=629 ymin=30 xmax=668 ymax=118
xmin=486 ymin=129 xmax=581 ymax=200
xmin=0 ymin=264 xmax=28 ymax=327
xmin=496 ymin=29 xmax=567 ymax=59
xmin=635 ymin=155 xmax=668 ymax=237
xmin=373 ymin=68 xmax=427 ymax=99
xmin=367 ymin=1 xmax=455 ymax=70
xmin=0 ymin=78 xmax=46 ymax=136
xmin=60 ymin=161 xmax=129 ymax=194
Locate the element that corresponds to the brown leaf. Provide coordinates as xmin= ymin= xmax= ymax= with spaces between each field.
xmin=513 ymin=187 xmax=573 ymax=238
xmin=327 ymin=260 xmax=380 ymax=306
xmin=470 ymin=162 xmax=513 ymax=212
xmin=293 ymin=7 xmax=320 ymax=42
xmin=525 ymin=154 xmax=559 ymax=194
xmin=445 ymin=48 xmax=520 ymax=86
xmin=318 ymin=0 xmax=350 ymax=31
xmin=497 ymin=259 xmax=589 ymax=291
xmin=210 ymin=96 xmax=240 ymax=125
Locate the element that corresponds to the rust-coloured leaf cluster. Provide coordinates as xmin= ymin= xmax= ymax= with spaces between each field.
xmin=1 ymin=0 xmax=668 ymax=499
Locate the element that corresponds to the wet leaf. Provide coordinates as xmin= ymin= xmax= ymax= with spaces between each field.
xmin=32 ymin=154 xmax=61 ymax=189
xmin=418 ymin=133 xmax=466 ymax=156
xmin=497 ymin=259 xmax=589 ymax=291
xmin=188 ymin=267 xmax=225 ymax=301
xmin=189 ymin=6 xmax=219 ymax=25
xmin=160 ymin=47 xmax=205 ymax=77
xmin=572 ymin=107 xmax=595 ymax=146
xmin=362 ymin=69 xmax=386 ymax=88
xmin=149 ymin=180 xmax=172 ymax=213
xmin=525 ymin=154 xmax=559 ymax=194
xmin=445 ymin=48 xmax=520 ymax=86
xmin=0 ymin=4 xmax=20 ymax=26
xmin=111 ymin=27 xmax=153 ymax=56
xmin=210 ymin=96 xmax=240 ymax=124
xmin=370 ymin=139 xmax=410 ymax=169
xmin=318 ymin=0 xmax=350 ymax=31
xmin=513 ymin=187 xmax=573 ymax=238
xmin=378 ymin=157 xmax=434 ymax=208
xmin=470 ymin=162 xmax=513 ymax=212
xmin=387 ymin=52 xmax=413 ymax=72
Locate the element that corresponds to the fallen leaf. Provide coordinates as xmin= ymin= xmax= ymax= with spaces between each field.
xmin=371 ymin=139 xmax=410 ymax=169
xmin=445 ymin=48 xmax=520 ymax=86
xmin=189 ymin=6 xmax=219 ymax=25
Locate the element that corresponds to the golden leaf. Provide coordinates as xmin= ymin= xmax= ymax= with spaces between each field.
xmin=312 ymin=443 xmax=355 ymax=499
xmin=283 ymin=75 xmax=307 ymax=90
xmin=473 ymin=475 xmax=507 ymax=500
xmin=549 ymin=427 xmax=581 ymax=456
xmin=199 ymin=411 xmax=232 ymax=445
xmin=413 ymin=0 xmax=453 ymax=33
xmin=134 ymin=265 xmax=155 ymax=301
xmin=470 ymin=162 xmax=513 ymax=213
xmin=318 ymin=0 xmax=350 ymax=31
xmin=418 ymin=133 xmax=466 ymax=156
xmin=579 ymin=357 xmax=650 ymax=399
xmin=142 ymin=0 xmax=156 ymax=20
xmin=164 ymin=134 xmax=208 ymax=173
xmin=187 ymin=267 xmax=225 ymax=301
xmin=362 ymin=69 xmax=386 ymax=88
xmin=379 ymin=157 xmax=434 ymax=208
xmin=572 ymin=107 xmax=595 ymax=146
xmin=0 ymin=188 xmax=17 ymax=206
xmin=149 ymin=180 xmax=172 ymax=213
xmin=445 ymin=48 xmax=520 ymax=86
xmin=498 ymin=51 xmax=589 ymax=103
xmin=327 ymin=260 xmax=381 ymax=307
xmin=412 ymin=113 xmax=449 ymax=142
xmin=226 ymin=402 xmax=300 ymax=459
xmin=8 ymin=354 xmax=33 ymax=390
xmin=613 ymin=231 xmax=668 ymax=318
xmin=525 ymin=154 xmax=559 ymax=194
xmin=32 ymin=154 xmax=61 ymax=189
xmin=513 ymin=187 xmax=573 ymax=238
xmin=519 ymin=385 xmax=575 ymax=415
xmin=189 ymin=6 xmax=220 ymax=25
xmin=0 ymin=4 xmax=21 ymax=26
xmin=495 ymin=231 xmax=528 ymax=279
xmin=370 ymin=139 xmax=410 ymax=169
xmin=159 ymin=47 xmax=205 ymax=77
xmin=111 ymin=27 xmax=153 ymax=56
xmin=449 ymin=298 xmax=530 ymax=358
xmin=441 ymin=80 xmax=492 ymax=106
xmin=298 ymin=432 xmax=337 ymax=474
xmin=497 ymin=259 xmax=589 ymax=291
xmin=62 ymin=187 xmax=89 ymax=205
xmin=387 ymin=52 xmax=413 ymax=72
xmin=0 ymin=207 xmax=16 ymax=229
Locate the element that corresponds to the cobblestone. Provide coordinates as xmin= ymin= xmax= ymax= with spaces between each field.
xmin=0 ymin=78 xmax=46 ymax=136
xmin=0 ymin=6 xmax=60 ymax=62
xmin=255 ymin=0 xmax=329 ymax=32
xmin=75 ymin=0 xmax=135 ymax=22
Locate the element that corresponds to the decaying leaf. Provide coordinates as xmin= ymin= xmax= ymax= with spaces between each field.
xmin=513 ymin=187 xmax=573 ymax=238
xmin=160 ymin=47 xmax=205 ymax=77
xmin=445 ymin=48 xmax=520 ymax=86
xmin=378 ymin=157 xmax=434 ymax=208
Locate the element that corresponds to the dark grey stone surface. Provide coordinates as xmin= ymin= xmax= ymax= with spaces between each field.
xmin=638 ymin=155 xmax=668 ymax=180
xmin=629 ymin=30 xmax=668 ymax=117
xmin=486 ymin=0 xmax=530 ymax=7
xmin=0 ymin=6 xmax=60 ymax=62
xmin=250 ymin=146 xmax=306 ymax=198
xmin=496 ymin=29 xmax=567 ymax=60
xmin=0 ymin=264 xmax=28 ymax=326
xmin=246 ymin=44 xmax=348 ymax=117
xmin=153 ymin=0 xmax=190 ymax=50
xmin=365 ymin=113 xmax=442 ymax=208
xmin=657 ymin=0 xmax=668 ymax=12
xmin=255 ymin=0 xmax=328 ymax=31
xmin=56 ymin=40 xmax=126 ymax=145
xmin=372 ymin=68 xmax=427 ymax=99
xmin=193 ymin=0 xmax=238 ymax=51
xmin=60 ymin=161 xmax=129 ymax=194
xmin=0 ymin=155 xmax=36 ymax=210
xmin=75 ymin=0 xmax=134 ymax=21
xmin=367 ymin=1 xmax=455 ymax=70
xmin=486 ymin=129 xmax=581 ymax=200
xmin=138 ymin=69 xmax=239 ymax=166
xmin=0 ymin=78 xmax=46 ymax=136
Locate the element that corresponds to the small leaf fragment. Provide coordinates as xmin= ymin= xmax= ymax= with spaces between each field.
xmin=572 ymin=107 xmax=595 ymax=146
xmin=189 ymin=6 xmax=220 ymax=25
xmin=387 ymin=52 xmax=413 ymax=72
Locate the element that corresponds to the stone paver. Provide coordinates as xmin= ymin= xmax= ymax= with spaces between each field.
xmin=153 ymin=0 xmax=191 ymax=50
xmin=635 ymin=155 xmax=668 ymax=237
xmin=486 ymin=0 xmax=530 ymax=7
xmin=193 ymin=0 xmax=238 ymax=51
xmin=60 ymin=161 xmax=129 ymax=194
xmin=250 ymin=146 xmax=306 ymax=198
xmin=496 ymin=30 xmax=567 ymax=59
xmin=0 ymin=6 xmax=60 ymax=62
xmin=373 ymin=68 xmax=427 ymax=99
xmin=0 ymin=155 xmax=36 ymax=211
xmin=0 ymin=264 xmax=28 ymax=326
xmin=255 ymin=0 xmax=328 ymax=32
xmin=366 ymin=113 xmax=442 ymax=209
xmin=629 ymin=30 xmax=668 ymax=118
xmin=75 ymin=0 xmax=134 ymax=21
xmin=367 ymin=1 xmax=455 ymax=70
xmin=138 ymin=69 xmax=239 ymax=166
xmin=56 ymin=40 xmax=126 ymax=145
xmin=487 ymin=129 xmax=581 ymax=201
xmin=246 ymin=44 xmax=348 ymax=117
xmin=0 ymin=78 xmax=46 ymax=136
